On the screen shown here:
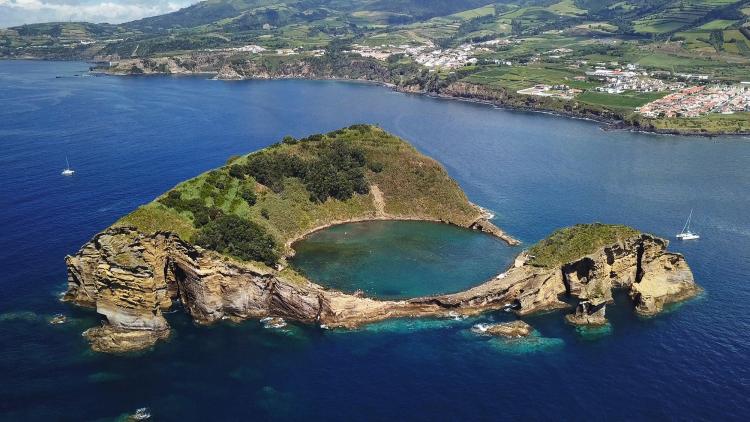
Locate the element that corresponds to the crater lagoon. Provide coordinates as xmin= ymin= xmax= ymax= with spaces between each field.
xmin=290 ymin=220 xmax=517 ymax=300
xmin=1 ymin=60 xmax=750 ymax=420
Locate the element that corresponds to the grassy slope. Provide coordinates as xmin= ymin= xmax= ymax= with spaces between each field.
xmin=463 ymin=65 xmax=593 ymax=91
xmin=644 ymin=111 xmax=750 ymax=133
xmin=527 ymin=223 xmax=641 ymax=268
xmin=116 ymin=125 xmax=481 ymax=252
xmin=578 ymin=91 xmax=668 ymax=110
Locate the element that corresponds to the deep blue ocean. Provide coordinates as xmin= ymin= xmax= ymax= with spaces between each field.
xmin=1 ymin=60 xmax=749 ymax=421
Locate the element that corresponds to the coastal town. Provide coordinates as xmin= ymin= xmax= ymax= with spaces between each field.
xmin=587 ymin=67 xmax=686 ymax=94
xmin=637 ymin=84 xmax=750 ymax=118
xmin=212 ymin=41 xmax=489 ymax=69
xmin=93 ymin=33 xmax=750 ymax=125
xmin=346 ymin=39 xmax=750 ymax=118
xmin=347 ymin=42 xmax=487 ymax=69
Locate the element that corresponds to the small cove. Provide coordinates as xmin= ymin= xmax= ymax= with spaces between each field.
xmin=290 ymin=220 xmax=518 ymax=299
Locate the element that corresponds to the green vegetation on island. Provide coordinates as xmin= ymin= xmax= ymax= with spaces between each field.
xmin=116 ymin=125 xmax=482 ymax=264
xmin=527 ymin=223 xmax=641 ymax=268
xmin=194 ymin=214 xmax=281 ymax=265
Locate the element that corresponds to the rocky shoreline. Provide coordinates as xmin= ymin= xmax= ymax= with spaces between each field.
xmin=64 ymin=224 xmax=698 ymax=353
xmin=93 ymin=57 xmax=750 ymax=137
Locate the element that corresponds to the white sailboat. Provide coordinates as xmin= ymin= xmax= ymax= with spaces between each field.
xmin=61 ymin=156 xmax=75 ymax=176
xmin=676 ymin=209 xmax=699 ymax=240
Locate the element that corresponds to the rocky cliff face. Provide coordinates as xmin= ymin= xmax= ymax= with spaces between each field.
xmin=107 ymin=54 xmax=398 ymax=85
xmin=105 ymin=54 xmax=223 ymax=76
xmin=65 ymin=227 xmax=698 ymax=353
xmin=64 ymin=226 xmax=432 ymax=352
xmin=559 ymin=234 xmax=698 ymax=322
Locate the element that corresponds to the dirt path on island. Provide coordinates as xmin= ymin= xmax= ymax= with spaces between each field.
xmin=371 ymin=185 xmax=386 ymax=217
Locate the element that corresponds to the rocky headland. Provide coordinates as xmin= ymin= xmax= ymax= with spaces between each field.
xmin=62 ymin=126 xmax=699 ymax=353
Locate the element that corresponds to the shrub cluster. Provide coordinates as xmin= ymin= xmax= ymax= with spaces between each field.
xmin=241 ymin=153 xmax=306 ymax=192
xmin=205 ymin=170 xmax=226 ymax=190
xmin=299 ymin=133 xmax=324 ymax=143
xmin=229 ymin=139 xmax=370 ymax=203
xmin=240 ymin=186 xmax=257 ymax=206
xmin=194 ymin=215 xmax=280 ymax=265
xmin=159 ymin=190 xmax=223 ymax=228
xmin=368 ymin=161 xmax=385 ymax=173
xmin=305 ymin=151 xmax=368 ymax=202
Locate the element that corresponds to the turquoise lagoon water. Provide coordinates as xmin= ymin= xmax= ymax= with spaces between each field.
xmin=291 ymin=221 xmax=517 ymax=299
xmin=1 ymin=60 xmax=750 ymax=420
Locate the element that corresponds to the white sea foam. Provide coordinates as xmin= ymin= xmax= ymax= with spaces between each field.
xmin=132 ymin=407 xmax=151 ymax=420
xmin=261 ymin=317 xmax=287 ymax=329
xmin=448 ymin=311 xmax=468 ymax=321
xmin=476 ymin=205 xmax=496 ymax=219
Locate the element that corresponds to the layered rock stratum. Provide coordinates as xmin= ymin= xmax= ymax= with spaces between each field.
xmin=62 ymin=127 xmax=699 ymax=353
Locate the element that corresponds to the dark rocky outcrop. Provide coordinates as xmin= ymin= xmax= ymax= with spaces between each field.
xmin=470 ymin=217 xmax=521 ymax=246
xmin=472 ymin=321 xmax=533 ymax=338
xmin=566 ymin=301 xmax=608 ymax=326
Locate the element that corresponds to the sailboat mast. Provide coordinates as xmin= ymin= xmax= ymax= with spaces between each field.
xmin=681 ymin=210 xmax=689 ymax=233
xmin=677 ymin=209 xmax=700 ymax=240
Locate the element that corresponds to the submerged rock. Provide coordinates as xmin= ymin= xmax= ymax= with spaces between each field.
xmin=472 ymin=321 xmax=532 ymax=338
xmin=49 ymin=314 xmax=67 ymax=325
xmin=0 ymin=311 xmax=40 ymax=323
